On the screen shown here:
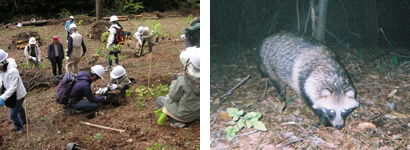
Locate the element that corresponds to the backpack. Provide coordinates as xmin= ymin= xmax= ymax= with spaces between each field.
xmin=113 ymin=27 xmax=126 ymax=45
xmin=56 ymin=72 xmax=76 ymax=105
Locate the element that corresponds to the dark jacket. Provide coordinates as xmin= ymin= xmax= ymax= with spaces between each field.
xmin=182 ymin=23 xmax=200 ymax=47
xmin=69 ymin=71 xmax=104 ymax=104
xmin=47 ymin=42 xmax=64 ymax=62
xmin=162 ymin=73 xmax=200 ymax=122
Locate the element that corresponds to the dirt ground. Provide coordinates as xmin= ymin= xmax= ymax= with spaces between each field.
xmin=210 ymin=45 xmax=410 ymax=149
xmin=0 ymin=13 xmax=200 ymax=149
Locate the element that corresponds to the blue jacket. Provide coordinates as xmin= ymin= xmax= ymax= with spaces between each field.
xmin=69 ymin=71 xmax=105 ymax=104
xmin=47 ymin=42 xmax=64 ymax=62
xmin=65 ymin=20 xmax=74 ymax=32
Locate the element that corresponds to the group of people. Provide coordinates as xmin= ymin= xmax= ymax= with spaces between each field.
xmin=0 ymin=15 xmax=200 ymax=134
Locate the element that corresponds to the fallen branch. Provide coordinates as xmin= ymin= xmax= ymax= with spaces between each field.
xmin=79 ymin=121 xmax=125 ymax=133
xmin=258 ymin=80 xmax=268 ymax=102
xmin=219 ymin=75 xmax=251 ymax=100
xmin=284 ymin=139 xmax=303 ymax=147
xmin=235 ymin=130 xmax=258 ymax=137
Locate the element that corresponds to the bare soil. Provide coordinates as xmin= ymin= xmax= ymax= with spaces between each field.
xmin=0 ymin=13 xmax=199 ymax=149
xmin=210 ymin=46 xmax=410 ymax=149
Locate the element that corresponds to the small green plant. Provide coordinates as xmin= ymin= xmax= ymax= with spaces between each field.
xmin=184 ymin=14 xmax=194 ymax=25
xmin=146 ymin=20 xmax=165 ymax=39
xmin=125 ymin=89 xmax=133 ymax=97
xmin=93 ymin=133 xmax=102 ymax=140
xmin=225 ymin=108 xmax=267 ymax=141
xmin=40 ymin=117 xmax=48 ymax=121
xmin=116 ymin=0 xmax=144 ymax=14
xmin=76 ymin=20 xmax=83 ymax=26
xmin=146 ymin=142 xmax=170 ymax=150
xmin=135 ymin=99 xmax=145 ymax=110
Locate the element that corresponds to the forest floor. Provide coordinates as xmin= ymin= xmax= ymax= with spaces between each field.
xmin=210 ymin=43 xmax=410 ymax=149
xmin=0 ymin=10 xmax=200 ymax=149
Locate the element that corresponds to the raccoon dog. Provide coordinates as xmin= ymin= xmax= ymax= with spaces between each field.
xmin=259 ymin=32 xmax=359 ymax=129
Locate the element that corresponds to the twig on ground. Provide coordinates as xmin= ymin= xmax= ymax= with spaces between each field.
xmin=219 ymin=75 xmax=251 ymax=101
xmin=379 ymin=28 xmax=393 ymax=48
xmin=79 ymin=121 xmax=125 ymax=133
xmin=391 ymin=52 xmax=410 ymax=58
xmin=284 ymin=139 xmax=303 ymax=147
xmin=258 ymin=80 xmax=268 ymax=102
xmin=235 ymin=130 xmax=258 ymax=137
xmin=365 ymin=114 xmax=382 ymax=121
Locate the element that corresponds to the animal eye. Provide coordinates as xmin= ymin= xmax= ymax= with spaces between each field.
xmin=341 ymin=109 xmax=352 ymax=116
xmin=326 ymin=109 xmax=336 ymax=118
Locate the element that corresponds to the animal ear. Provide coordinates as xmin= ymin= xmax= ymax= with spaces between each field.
xmin=346 ymin=89 xmax=355 ymax=98
xmin=320 ymin=89 xmax=331 ymax=97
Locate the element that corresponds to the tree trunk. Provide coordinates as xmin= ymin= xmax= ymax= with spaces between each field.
xmin=313 ymin=0 xmax=328 ymax=41
xmin=96 ymin=0 xmax=102 ymax=21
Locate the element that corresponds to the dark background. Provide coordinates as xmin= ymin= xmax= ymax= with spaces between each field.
xmin=211 ymin=0 xmax=410 ymax=62
xmin=0 ymin=0 xmax=200 ymax=24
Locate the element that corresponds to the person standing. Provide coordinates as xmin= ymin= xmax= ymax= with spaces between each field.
xmin=24 ymin=37 xmax=41 ymax=68
xmin=47 ymin=35 xmax=64 ymax=76
xmin=0 ymin=49 xmax=29 ymax=133
xmin=66 ymin=24 xmax=86 ymax=74
xmin=65 ymin=16 xmax=75 ymax=40
xmin=105 ymin=15 xmax=123 ymax=71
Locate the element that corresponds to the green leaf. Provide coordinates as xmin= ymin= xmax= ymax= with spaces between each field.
xmin=225 ymin=126 xmax=239 ymax=141
xmin=237 ymin=119 xmax=245 ymax=130
xmin=227 ymin=108 xmax=244 ymax=121
xmin=253 ymin=120 xmax=267 ymax=131
xmin=390 ymin=56 xmax=399 ymax=65
xmin=245 ymin=112 xmax=262 ymax=120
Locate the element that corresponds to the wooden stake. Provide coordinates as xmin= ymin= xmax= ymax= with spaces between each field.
xmin=79 ymin=121 xmax=125 ymax=133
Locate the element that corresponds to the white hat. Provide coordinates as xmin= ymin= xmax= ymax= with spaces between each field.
xmin=110 ymin=65 xmax=126 ymax=79
xmin=69 ymin=23 xmax=77 ymax=30
xmin=91 ymin=65 xmax=105 ymax=79
xmin=0 ymin=49 xmax=8 ymax=62
xmin=29 ymin=37 xmax=36 ymax=44
xmin=138 ymin=26 xmax=144 ymax=34
xmin=110 ymin=15 xmax=119 ymax=22
xmin=69 ymin=16 xmax=74 ymax=19
xmin=180 ymin=47 xmax=200 ymax=78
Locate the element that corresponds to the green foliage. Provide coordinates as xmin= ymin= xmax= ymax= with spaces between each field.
xmin=225 ymin=126 xmax=239 ymax=141
xmin=76 ymin=20 xmax=84 ymax=26
xmin=57 ymin=8 xmax=71 ymax=19
xmin=187 ymin=0 xmax=200 ymax=8
xmin=390 ymin=55 xmax=399 ymax=66
xmin=225 ymin=108 xmax=268 ymax=141
xmin=136 ymin=99 xmax=145 ymax=110
xmin=93 ymin=133 xmax=102 ymax=140
xmin=40 ymin=117 xmax=48 ymax=121
xmin=125 ymin=89 xmax=133 ymax=97
xmin=115 ymin=0 xmax=144 ymax=15
xmin=101 ymin=27 xmax=110 ymax=47
xmin=227 ymin=108 xmax=244 ymax=121
xmin=185 ymin=14 xmax=194 ymax=25
xmin=146 ymin=142 xmax=170 ymax=150
xmin=146 ymin=20 xmax=165 ymax=38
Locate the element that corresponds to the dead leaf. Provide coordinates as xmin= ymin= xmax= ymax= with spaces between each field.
xmin=217 ymin=112 xmax=232 ymax=121
xmin=387 ymin=89 xmax=397 ymax=98
xmin=357 ymin=122 xmax=376 ymax=130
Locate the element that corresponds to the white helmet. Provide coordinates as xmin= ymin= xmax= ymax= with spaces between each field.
xmin=138 ymin=26 xmax=144 ymax=34
xmin=180 ymin=47 xmax=200 ymax=78
xmin=0 ymin=49 xmax=8 ymax=62
xmin=91 ymin=65 xmax=105 ymax=79
xmin=69 ymin=16 xmax=74 ymax=19
xmin=110 ymin=15 xmax=119 ymax=22
xmin=69 ymin=23 xmax=77 ymax=30
xmin=144 ymin=27 xmax=149 ymax=32
xmin=110 ymin=65 xmax=126 ymax=79
xmin=29 ymin=37 xmax=36 ymax=44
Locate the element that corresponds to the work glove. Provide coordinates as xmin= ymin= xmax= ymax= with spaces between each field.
xmin=110 ymin=84 xmax=118 ymax=90
xmin=181 ymin=34 xmax=186 ymax=39
xmin=155 ymin=107 xmax=167 ymax=125
xmin=101 ymin=87 xmax=109 ymax=94
xmin=38 ymin=58 xmax=41 ymax=63
xmin=32 ymin=57 xmax=37 ymax=61
xmin=81 ymin=52 xmax=86 ymax=57
xmin=95 ymin=88 xmax=103 ymax=95
xmin=0 ymin=97 xmax=4 ymax=107
xmin=66 ymin=57 xmax=70 ymax=61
